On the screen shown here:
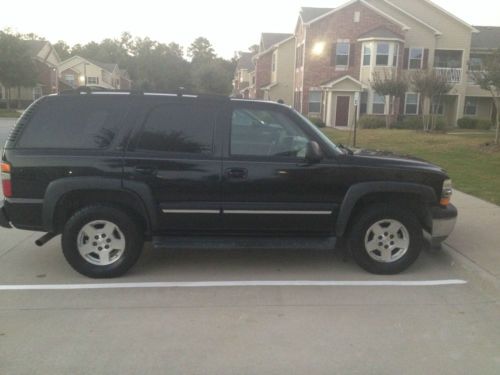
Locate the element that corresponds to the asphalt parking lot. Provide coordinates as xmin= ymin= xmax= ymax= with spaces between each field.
xmin=1 ymin=118 xmax=499 ymax=374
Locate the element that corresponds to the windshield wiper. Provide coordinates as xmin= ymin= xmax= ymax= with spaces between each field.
xmin=338 ymin=143 xmax=354 ymax=155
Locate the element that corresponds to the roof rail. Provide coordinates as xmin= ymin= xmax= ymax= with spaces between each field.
xmin=58 ymin=86 xmax=229 ymax=100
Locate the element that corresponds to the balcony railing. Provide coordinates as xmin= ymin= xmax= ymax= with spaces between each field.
xmin=433 ymin=68 xmax=462 ymax=83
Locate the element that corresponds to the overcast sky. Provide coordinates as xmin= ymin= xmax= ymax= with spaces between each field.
xmin=1 ymin=0 xmax=499 ymax=59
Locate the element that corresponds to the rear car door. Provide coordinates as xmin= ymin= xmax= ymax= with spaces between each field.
xmin=123 ymin=96 xmax=223 ymax=233
xmin=220 ymin=101 xmax=339 ymax=235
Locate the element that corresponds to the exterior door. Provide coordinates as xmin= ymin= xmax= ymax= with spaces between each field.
xmin=123 ymin=97 xmax=223 ymax=233
xmin=335 ymin=96 xmax=350 ymax=127
xmin=220 ymin=101 xmax=339 ymax=235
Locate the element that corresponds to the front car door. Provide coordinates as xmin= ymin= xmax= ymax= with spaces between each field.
xmin=123 ymin=96 xmax=223 ymax=234
xmin=220 ymin=101 xmax=341 ymax=235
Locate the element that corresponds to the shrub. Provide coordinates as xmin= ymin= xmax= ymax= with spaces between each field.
xmin=308 ymin=116 xmax=326 ymax=128
xmin=457 ymin=117 xmax=477 ymax=129
xmin=457 ymin=117 xmax=492 ymax=130
xmin=358 ymin=115 xmax=386 ymax=129
xmin=477 ymin=118 xmax=492 ymax=130
xmin=394 ymin=116 xmax=420 ymax=130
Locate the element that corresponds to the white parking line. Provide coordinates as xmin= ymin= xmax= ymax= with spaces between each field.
xmin=0 ymin=279 xmax=467 ymax=290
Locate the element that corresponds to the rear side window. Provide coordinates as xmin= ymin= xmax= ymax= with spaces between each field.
xmin=17 ymin=96 xmax=125 ymax=149
xmin=136 ymin=103 xmax=216 ymax=154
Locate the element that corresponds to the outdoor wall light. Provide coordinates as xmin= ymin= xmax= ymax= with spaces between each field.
xmin=312 ymin=41 xmax=326 ymax=56
xmin=79 ymin=75 xmax=85 ymax=83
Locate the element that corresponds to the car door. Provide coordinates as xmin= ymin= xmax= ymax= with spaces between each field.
xmin=220 ymin=101 xmax=340 ymax=235
xmin=122 ymin=96 xmax=224 ymax=233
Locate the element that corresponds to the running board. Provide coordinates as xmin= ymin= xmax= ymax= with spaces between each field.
xmin=152 ymin=236 xmax=337 ymax=250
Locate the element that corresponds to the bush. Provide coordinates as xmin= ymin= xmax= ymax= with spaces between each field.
xmin=433 ymin=117 xmax=449 ymax=131
xmin=457 ymin=117 xmax=492 ymax=130
xmin=308 ymin=116 xmax=326 ymax=128
xmin=358 ymin=115 xmax=386 ymax=129
xmin=457 ymin=117 xmax=477 ymax=129
xmin=477 ymin=118 xmax=492 ymax=130
xmin=394 ymin=116 xmax=420 ymax=130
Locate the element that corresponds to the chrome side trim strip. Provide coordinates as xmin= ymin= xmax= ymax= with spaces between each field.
xmin=223 ymin=210 xmax=332 ymax=215
xmin=162 ymin=209 xmax=220 ymax=214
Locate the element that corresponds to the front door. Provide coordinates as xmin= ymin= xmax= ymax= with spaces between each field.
xmin=335 ymin=96 xmax=350 ymax=127
xmin=123 ymin=97 xmax=223 ymax=233
xmin=220 ymin=102 xmax=339 ymax=235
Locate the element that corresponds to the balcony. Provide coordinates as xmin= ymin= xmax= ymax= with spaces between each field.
xmin=434 ymin=67 xmax=462 ymax=83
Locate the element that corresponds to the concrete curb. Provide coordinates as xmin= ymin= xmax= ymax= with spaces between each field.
xmin=442 ymin=242 xmax=500 ymax=290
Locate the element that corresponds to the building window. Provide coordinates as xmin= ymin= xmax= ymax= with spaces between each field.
xmin=296 ymin=44 xmax=304 ymax=68
xmin=87 ymin=77 xmax=99 ymax=85
xmin=376 ymin=43 xmax=389 ymax=66
xmin=372 ymin=93 xmax=386 ymax=114
xmin=354 ymin=11 xmax=360 ymax=23
xmin=32 ymin=86 xmax=43 ymax=100
xmin=360 ymin=91 xmax=368 ymax=114
xmin=405 ymin=93 xmax=419 ymax=115
xmin=308 ymin=91 xmax=322 ymax=113
xmin=393 ymin=44 xmax=399 ymax=67
xmin=464 ymin=97 xmax=477 ymax=115
xmin=432 ymin=96 xmax=444 ymax=115
xmin=469 ymin=56 xmax=483 ymax=71
xmin=363 ymin=45 xmax=371 ymax=66
xmin=334 ymin=42 xmax=350 ymax=66
xmin=409 ymin=47 xmax=424 ymax=69
xmin=294 ymin=91 xmax=302 ymax=111
xmin=64 ymin=74 xmax=75 ymax=84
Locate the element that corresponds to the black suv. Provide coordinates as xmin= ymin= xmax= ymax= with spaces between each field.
xmin=0 ymin=90 xmax=457 ymax=278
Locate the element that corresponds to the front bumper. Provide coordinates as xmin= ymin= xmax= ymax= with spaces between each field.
xmin=0 ymin=200 xmax=12 ymax=228
xmin=429 ymin=203 xmax=457 ymax=244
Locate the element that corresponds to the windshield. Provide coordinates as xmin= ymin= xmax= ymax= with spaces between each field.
xmin=293 ymin=109 xmax=343 ymax=154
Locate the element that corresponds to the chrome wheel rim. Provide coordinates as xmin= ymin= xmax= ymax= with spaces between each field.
xmin=77 ymin=220 xmax=126 ymax=266
xmin=364 ymin=219 xmax=410 ymax=263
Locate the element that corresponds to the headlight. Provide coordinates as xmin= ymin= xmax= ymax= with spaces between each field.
xmin=440 ymin=179 xmax=453 ymax=206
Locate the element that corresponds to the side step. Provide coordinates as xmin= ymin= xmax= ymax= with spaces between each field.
xmin=152 ymin=236 xmax=337 ymax=250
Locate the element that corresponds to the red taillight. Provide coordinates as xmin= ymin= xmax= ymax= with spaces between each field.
xmin=1 ymin=162 xmax=12 ymax=197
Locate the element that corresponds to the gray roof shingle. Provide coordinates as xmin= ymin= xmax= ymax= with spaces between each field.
xmin=260 ymin=33 xmax=293 ymax=51
xmin=236 ymin=52 xmax=254 ymax=70
xmin=300 ymin=7 xmax=333 ymax=23
xmin=472 ymin=26 xmax=500 ymax=50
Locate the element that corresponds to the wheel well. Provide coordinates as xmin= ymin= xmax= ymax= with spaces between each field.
xmin=345 ymin=192 xmax=431 ymax=235
xmin=53 ymin=190 xmax=150 ymax=236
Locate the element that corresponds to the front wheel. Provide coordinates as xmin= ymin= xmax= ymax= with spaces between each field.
xmin=62 ymin=205 xmax=144 ymax=278
xmin=349 ymin=204 xmax=423 ymax=274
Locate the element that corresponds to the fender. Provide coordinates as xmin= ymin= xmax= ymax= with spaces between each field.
xmin=42 ymin=177 xmax=158 ymax=232
xmin=335 ymin=181 xmax=437 ymax=237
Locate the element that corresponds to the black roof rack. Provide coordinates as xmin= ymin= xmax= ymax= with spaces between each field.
xmin=59 ymin=86 xmax=229 ymax=100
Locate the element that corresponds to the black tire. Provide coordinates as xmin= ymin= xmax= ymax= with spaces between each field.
xmin=62 ymin=205 xmax=144 ymax=278
xmin=348 ymin=203 xmax=423 ymax=275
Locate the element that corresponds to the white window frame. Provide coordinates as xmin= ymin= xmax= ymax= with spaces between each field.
xmin=308 ymin=91 xmax=322 ymax=114
xmin=363 ymin=45 xmax=371 ymax=66
xmin=335 ymin=42 xmax=350 ymax=68
xmin=464 ymin=97 xmax=477 ymax=116
xmin=409 ymin=47 xmax=424 ymax=70
xmin=86 ymin=76 xmax=99 ymax=85
xmin=431 ymin=96 xmax=445 ymax=115
xmin=375 ymin=42 xmax=390 ymax=66
xmin=404 ymin=93 xmax=420 ymax=115
xmin=372 ymin=93 xmax=386 ymax=114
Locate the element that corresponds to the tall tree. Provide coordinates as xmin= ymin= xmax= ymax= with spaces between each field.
xmin=472 ymin=49 xmax=500 ymax=144
xmin=53 ymin=40 xmax=71 ymax=60
xmin=371 ymin=71 xmax=408 ymax=128
xmin=410 ymin=69 xmax=452 ymax=132
xmin=188 ymin=37 xmax=215 ymax=62
xmin=0 ymin=31 xmax=37 ymax=109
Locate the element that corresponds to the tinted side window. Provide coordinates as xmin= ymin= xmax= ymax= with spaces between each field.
xmin=17 ymin=97 xmax=125 ymax=149
xmin=136 ymin=103 xmax=216 ymax=154
xmin=230 ymin=108 xmax=309 ymax=158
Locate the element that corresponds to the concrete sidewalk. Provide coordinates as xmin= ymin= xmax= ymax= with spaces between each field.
xmin=446 ymin=190 xmax=500 ymax=279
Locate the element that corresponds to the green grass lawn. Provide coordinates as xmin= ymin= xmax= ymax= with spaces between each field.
xmin=322 ymin=128 xmax=500 ymax=205
xmin=0 ymin=109 xmax=21 ymax=118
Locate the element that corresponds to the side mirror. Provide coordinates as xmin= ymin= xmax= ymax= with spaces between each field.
xmin=305 ymin=141 xmax=323 ymax=164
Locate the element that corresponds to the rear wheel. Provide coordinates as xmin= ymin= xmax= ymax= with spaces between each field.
xmin=62 ymin=205 xmax=144 ymax=278
xmin=349 ymin=204 xmax=423 ymax=274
